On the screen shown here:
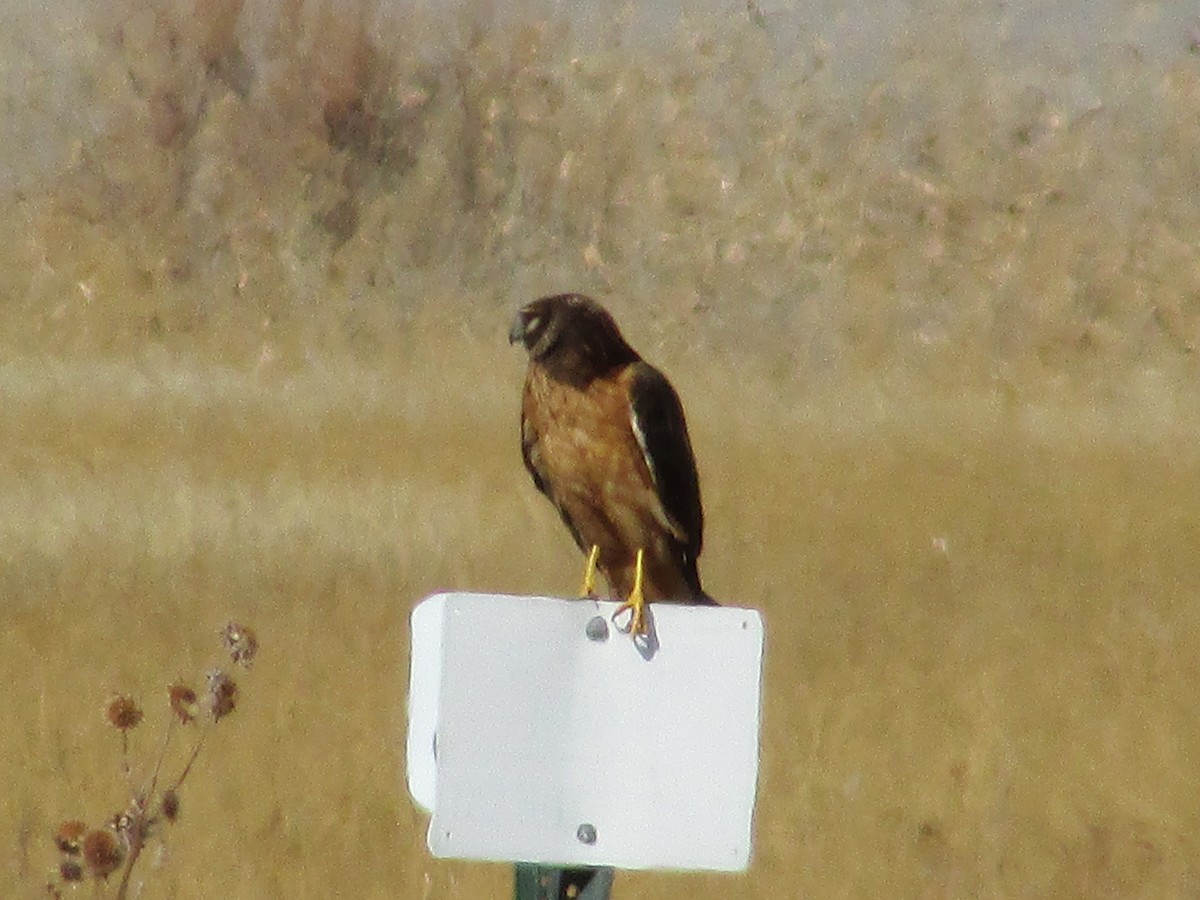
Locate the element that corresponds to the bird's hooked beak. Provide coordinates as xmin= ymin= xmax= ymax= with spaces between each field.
xmin=508 ymin=309 xmax=527 ymax=346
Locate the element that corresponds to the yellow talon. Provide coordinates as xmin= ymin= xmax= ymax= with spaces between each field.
xmin=613 ymin=549 xmax=648 ymax=636
xmin=579 ymin=544 xmax=601 ymax=598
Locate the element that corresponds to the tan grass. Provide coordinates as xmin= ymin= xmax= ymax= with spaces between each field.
xmin=5 ymin=0 xmax=1200 ymax=896
xmin=8 ymin=339 xmax=1200 ymax=897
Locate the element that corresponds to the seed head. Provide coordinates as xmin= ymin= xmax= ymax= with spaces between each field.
xmin=221 ymin=622 xmax=259 ymax=668
xmin=105 ymin=695 xmax=143 ymax=731
xmin=168 ymin=682 xmax=199 ymax=724
xmin=54 ymin=820 xmax=87 ymax=855
xmin=205 ymin=670 xmax=238 ymax=722
xmin=82 ymin=829 xmax=123 ymax=879
xmin=162 ymin=789 xmax=181 ymax=823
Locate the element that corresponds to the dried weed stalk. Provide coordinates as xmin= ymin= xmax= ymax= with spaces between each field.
xmin=46 ymin=622 xmax=259 ymax=899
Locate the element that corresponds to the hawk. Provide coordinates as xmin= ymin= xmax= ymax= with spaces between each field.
xmin=509 ymin=293 xmax=715 ymax=635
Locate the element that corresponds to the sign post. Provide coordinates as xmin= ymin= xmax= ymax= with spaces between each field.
xmin=513 ymin=863 xmax=614 ymax=900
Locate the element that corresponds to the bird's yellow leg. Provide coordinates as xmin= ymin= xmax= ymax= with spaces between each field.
xmin=613 ymin=549 xmax=648 ymax=636
xmin=578 ymin=544 xmax=601 ymax=598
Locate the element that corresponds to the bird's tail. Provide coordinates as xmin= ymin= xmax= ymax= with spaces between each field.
xmin=681 ymin=555 xmax=716 ymax=605
xmin=683 ymin=570 xmax=717 ymax=604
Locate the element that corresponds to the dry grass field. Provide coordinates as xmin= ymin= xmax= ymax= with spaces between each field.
xmin=5 ymin=1 xmax=1200 ymax=897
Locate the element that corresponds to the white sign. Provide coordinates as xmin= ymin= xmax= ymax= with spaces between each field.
xmin=406 ymin=592 xmax=764 ymax=872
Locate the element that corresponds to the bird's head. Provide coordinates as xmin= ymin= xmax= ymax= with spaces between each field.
xmin=509 ymin=294 xmax=638 ymax=382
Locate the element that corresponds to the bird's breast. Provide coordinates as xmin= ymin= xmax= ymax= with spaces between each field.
xmin=524 ymin=367 xmax=663 ymax=546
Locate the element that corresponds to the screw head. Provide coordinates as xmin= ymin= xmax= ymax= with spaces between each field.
xmin=584 ymin=616 xmax=609 ymax=642
xmin=576 ymin=823 xmax=597 ymax=844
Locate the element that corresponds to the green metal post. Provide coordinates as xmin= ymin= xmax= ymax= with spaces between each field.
xmin=513 ymin=864 xmax=614 ymax=900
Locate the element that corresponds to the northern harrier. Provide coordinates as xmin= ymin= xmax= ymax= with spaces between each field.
xmin=510 ymin=293 xmax=714 ymax=635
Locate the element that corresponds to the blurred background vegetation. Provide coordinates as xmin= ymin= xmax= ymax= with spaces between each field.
xmin=4 ymin=0 xmax=1200 ymax=896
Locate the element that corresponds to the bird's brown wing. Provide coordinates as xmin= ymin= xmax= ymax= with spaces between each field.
xmin=628 ymin=362 xmax=705 ymax=593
